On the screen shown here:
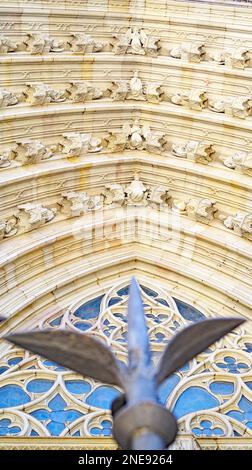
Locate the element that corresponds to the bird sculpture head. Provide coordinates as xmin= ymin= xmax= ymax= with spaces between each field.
xmin=5 ymin=277 xmax=244 ymax=450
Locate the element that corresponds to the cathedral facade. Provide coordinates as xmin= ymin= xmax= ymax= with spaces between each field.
xmin=0 ymin=0 xmax=251 ymax=450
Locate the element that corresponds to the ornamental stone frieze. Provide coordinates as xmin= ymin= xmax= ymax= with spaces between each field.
xmin=0 ymin=30 xmax=251 ymax=70
xmin=223 ymin=213 xmax=252 ymax=238
xmin=58 ymin=133 xmax=103 ymax=157
xmin=170 ymin=42 xmax=206 ymax=63
xmin=224 ymin=151 xmax=252 ymax=175
xmin=109 ymin=71 xmax=163 ymax=104
xmin=112 ymin=27 xmax=161 ymax=57
xmin=24 ymin=34 xmax=65 ymax=54
xmin=24 ymin=83 xmax=67 ymax=106
xmin=2 ymin=129 xmax=252 ymax=171
xmin=103 ymin=120 xmax=167 ymax=154
xmin=58 ymin=192 xmax=103 ymax=217
xmin=171 ymin=141 xmax=216 ymax=164
xmin=1 ymin=80 xmax=251 ymax=123
xmin=0 ymin=203 xmax=57 ymax=239
xmin=65 ymin=82 xmax=104 ymax=103
xmin=0 ymin=177 xmax=244 ymax=239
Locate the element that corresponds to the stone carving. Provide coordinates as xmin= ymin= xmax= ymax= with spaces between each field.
xmin=113 ymin=27 xmax=160 ymax=57
xmin=110 ymin=72 xmax=163 ymax=103
xmin=209 ymin=95 xmax=252 ymax=119
xmin=0 ymin=88 xmax=19 ymax=107
xmin=58 ymin=191 xmax=102 ymax=216
xmin=224 ymin=213 xmax=252 ymax=237
xmin=172 ymin=199 xmax=188 ymax=213
xmin=59 ymin=132 xmax=102 ymax=157
xmin=211 ymin=47 xmax=250 ymax=69
xmin=223 ymin=151 xmax=252 ymax=175
xmin=15 ymin=203 xmax=57 ymax=233
xmin=124 ymin=119 xmax=152 ymax=150
xmin=24 ymin=34 xmax=65 ymax=54
xmin=102 ymin=129 xmax=128 ymax=153
xmin=0 ymin=217 xmax=18 ymax=240
xmin=66 ymin=81 xmax=103 ymax=102
xmin=172 ymin=140 xmax=215 ymax=164
xmin=103 ymin=183 xmax=126 ymax=206
xmin=145 ymin=82 xmax=164 ymax=104
xmin=147 ymin=186 xmax=172 ymax=208
xmin=103 ymin=120 xmax=166 ymax=154
xmin=12 ymin=140 xmax=52 ymax=165
xmin=170 ymin=89 xmax=208 ymax=110
xmin=141 ymin=124 xmax=167 ymax=154
xmin=24 ymin=83 xmax=66 ymax=105
xmin=170 ymin=42 xmax=205 ymax=63
xmin=0 ymin=151 xmax=12 ymax=168
xmin=208 ymin=98 xmax=225 ymax=114
xmin=68 ymin=33 xmax=105 ymax=53
xmin=103 ymin=176 xmax=172 ymax=209
xmin=225 ymin=95 xmax=252 ymax=119
xmin=126 ymin=174 xmax=149 ymax=206
xmin=187 ymin=199 xmax=218 ymax=224
xmin=0 ymin=35 xmax=18 ymax=53
xmin=58 ymin=191 xmax=91 ymax=217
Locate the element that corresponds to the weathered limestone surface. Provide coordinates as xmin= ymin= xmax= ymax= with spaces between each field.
xmin=0 ymin=0 xmax=252 ymax=450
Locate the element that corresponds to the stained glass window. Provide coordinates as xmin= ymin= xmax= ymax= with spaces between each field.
xmin=0 ymin=281 xmax=251 ymax=439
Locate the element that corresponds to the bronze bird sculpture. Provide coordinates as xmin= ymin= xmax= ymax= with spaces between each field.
xmin=5 ymin=277 xmax=245 ymax=450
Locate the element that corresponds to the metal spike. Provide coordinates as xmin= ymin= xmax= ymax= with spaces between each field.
xmin=5 ymin=330 xmax=125 ymax=387
xmin=156 ymin=317 xmax=245 ymax=385
xmin=127 ymin=276 xmax=151 ymax=370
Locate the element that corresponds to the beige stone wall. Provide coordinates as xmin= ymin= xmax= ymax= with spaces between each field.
xmin=0 ymin=0 xmax=252 ymax=449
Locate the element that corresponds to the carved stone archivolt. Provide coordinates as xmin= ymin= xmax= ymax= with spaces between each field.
xmin=0 ymin=31 xmax=250 ymax=71
xmin=109 ymin=71 xmax=163 ymax=104
xmin=112 ymin=27 xmax=161 ymax=57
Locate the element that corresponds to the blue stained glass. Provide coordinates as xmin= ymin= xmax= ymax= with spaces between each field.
xmin=239 ymin=395 xmax=252 ymax=413
xmin=74 ymin=321 xmax=92 ymax=331
xmin=173 ymin=386 xmax=219 ymax=419
xmin=244 ymin=343 xmax=252 ymax=353
xmin=50 ymin=317 xmax=62 ymax=326
xmin=49 ymin=394 xmax=67 ymax=411
xmin=8 ymin=357 xmax=23 ymax=366
xmin=173 ymin=298 xmax=205 ymax=321
xmin=65 ymin=380 xmax=91 ymax=395
xmin=27 ymin=379 xmax=54 ymax=393
xmin=0 ymin=419 xmax=11 ymax=427
xmin=0 ymin=425 xmax=21 ymax=435
xmin=117 ymin=286 xmax=129 ymax=296
xmin=43 ymin=360 xmax=66 ymax=371
xmin=113 ymin=312 xmax=127 ymax=322
xmin=47 ymin=421 xmax=65 ymax=436
xmin=73 ymin=431 xmax=81 ymax=437
xmin=158 ymin=374 xmax=180 ymax=404
xmin=216 ymin=357 xmax=249 ymax=374
xmin=210 ymin=381 xmax=234 ymax=395
xmin=31 ymin=409 xmax=50 ymax=421
xmin=30 ymin=430 xmax=39 ymax=436
xmin=156 ymin=298 xmax=169 ymax=307
xmin=91 ymin=420 xmax=112 ymax=436
xmin=108 ymin=297 xmax=122 ymax=307
xmin=0 ymin=385 xmax=30 ymax=408
xmin=86 ymin=386 xmax=120 ymax=409
xmin=192 ymin=419 xmax=224 ymax=437
xmin=246 ymin=382 xmax=252 ymax=391
xmin=74 ymin=295 xmax=104 ymax=320
xmin=140 ymin=286 xmax=158 ymax=297
xmin=0 ymin=367 xmax=8 ymax=374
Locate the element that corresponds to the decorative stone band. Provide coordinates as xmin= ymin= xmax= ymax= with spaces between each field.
xmin=1 ymin=176 xmax=251 ymax=240
xmin=1 ymin=126 xmax=252 ymax=175
xmin=0 ymin=32 xmax=251 ymax=70
xmin=0 ymin=78 xmax=252 ymax=123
